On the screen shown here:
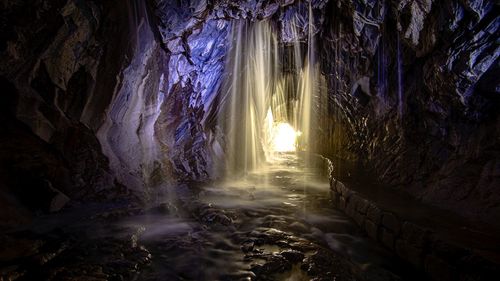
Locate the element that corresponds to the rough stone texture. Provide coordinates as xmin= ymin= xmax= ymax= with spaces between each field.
xmin=1 ymin=0 xmax=498 ymax=242
xmin=364 ymin=219 xmax=379 ymax=241
xmin=366 ymin=204 xmax=382 ymax=225
xmin=352 ymin=209 xmax=365 ymax=226
xmin=395 ymin=239 xmax=425 ymax=269
xmin=0 ymin=0 xmax=338 ymax=226
xmin=381 ymin=227 xmax=396 ymax=250
xmin=382 ymin=212 xmax=401 ymax=234
xmin=96 ymin=7 xmax=167 ymax=192
xmin=327 ymin=155 xmax=500 ymax=281
xmin=318 ymin=0 xmax=500 ymax=226
xmin=0 ymin=1 xmax=499 ymax=280
xmin=147 ymin=0 xmax=331 ymax=181
xmin=0 ymin=0 xmax=133 ymax=226
xmin=401 ymin=221 xmax=431 ymax=249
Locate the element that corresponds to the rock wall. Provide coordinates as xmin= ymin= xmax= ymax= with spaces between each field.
xmin=96 ymin=1 xmax=167 ymax=194
xmin=0 ymin=0 xmax=309 ymax=222
xmin=148 ymin=0 xmax=329 ymax=180
xmin=327 ymin=160 xmax=500 ymax=281
xmin=1 ymin=0 xmax=498 ymax=229
xmin=317 ymin=0 xmax=499 ymax=225
xmin=1 ymin=0 xmax=133 ymax=226
xmin=0 ymin=0 xmax=186 ymax=224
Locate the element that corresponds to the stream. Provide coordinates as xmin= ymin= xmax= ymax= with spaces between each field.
xmin=128 ymin=153 xmax=416 ymax=280
xmin=5 ymin=154 xmax=419 ymax=281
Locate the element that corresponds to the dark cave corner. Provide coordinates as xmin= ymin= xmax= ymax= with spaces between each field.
xmin=1 ymin=0 xmax=499 ymax=280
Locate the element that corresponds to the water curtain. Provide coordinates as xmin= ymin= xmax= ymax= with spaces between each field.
xmin=221 ymin=4 xmax=322 ymax=175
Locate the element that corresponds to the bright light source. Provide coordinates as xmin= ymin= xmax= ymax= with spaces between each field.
xmin=272 ymin=122 xmax=299 ymax=152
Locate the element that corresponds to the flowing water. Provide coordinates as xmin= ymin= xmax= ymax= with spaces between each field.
xmin=13 ymin=6 xmax=418 ymax=281
xmin=221 ymin=2 xmax=326 ymax=174
xmin=220 ymin=20 xmax=280 ymax=173
xmin=116 ymin=9 xmax=420 ymax=279
xmin=21 ymin=153 xmax=419 ymax=280
xmin=121 ymin=153 xmax=416 ymax=280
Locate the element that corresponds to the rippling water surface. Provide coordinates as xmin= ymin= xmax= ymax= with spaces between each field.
xmin=115 ymin=153 xmax=417 ymax=281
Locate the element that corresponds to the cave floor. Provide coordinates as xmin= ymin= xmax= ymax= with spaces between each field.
xmin=1 ymin=154 xmax=423 ymax=281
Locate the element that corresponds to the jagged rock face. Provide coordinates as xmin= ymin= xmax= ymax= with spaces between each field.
xmin=0 ymin=0 xmax=314 ymax=221
xmin=317 ymin=0 xmax=499 ymax=225
xmin=1 ymin=0 xmax=498 ymax=228
xmin=140 ymin=0 xmax=332 ymax=182
xmin=0 ymin=0 xmax=134 ymax=226
xmin=147 ymin=0 xmax=330 ymax=180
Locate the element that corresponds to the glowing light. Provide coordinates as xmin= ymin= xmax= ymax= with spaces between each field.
xmin=272 ymin=122 xmax=299 ymax=152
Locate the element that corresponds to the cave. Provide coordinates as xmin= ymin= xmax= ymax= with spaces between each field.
xmin=1 ymin=0 xmax=499 ymax=280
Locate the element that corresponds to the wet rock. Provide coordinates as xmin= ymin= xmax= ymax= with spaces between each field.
xmin=289 ymin=239 xmax=317 ymax=252
xmin=301 ymin=249 xmax=351 ymax=280
xmin=356 ymin=198 xmax=370 ymax=214
xmin=241 ymin=241 xmax=255 ymax=253
xmin=220 ymin=271 xmax=256 ymax=281
xmin=352 ymin=210 xmax=366 ymax=227
xmin=130 ymin=246 xmax=152 ymax=265
xmin=401 ymin=222 xmax=431 ymax=248
xmin=147 ymin=202 xmax=178 ymax=215
xmin=319 ymin=0 xmax=500 ymax=226
xmin=364 ymin=219 xmax=379 ymax=241
xmin=250 ymin=228 xmax=288 ymax=245
xmin=251 ymin=254 xmax=291 ymax=276
xmin=381 ymin=228 xmax=396 ymax=250
xmin=279 ymin=250 xmax=304 ymax=263
xmin=199 ymin=207 xmax=233 ymax=226
xmin=382 ymin=213 xmax=401 ymax=234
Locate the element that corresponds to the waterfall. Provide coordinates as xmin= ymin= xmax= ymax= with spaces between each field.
xmin=220 ymin=5 xmax=324 ymax=175
xmin=221 ymin=20 xmax=279 ymax=174
xmin=296 ymin=2 xmax=318 ymax=154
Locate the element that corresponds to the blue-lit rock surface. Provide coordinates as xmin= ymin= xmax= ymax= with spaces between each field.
xmin=0 ymin=0 xmax=498 ymax=227
xmin=0 ymin=0 xmax=499 ymax=280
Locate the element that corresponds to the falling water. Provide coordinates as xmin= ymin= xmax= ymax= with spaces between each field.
xmin=221 ymin=20 xmax=279 ymax=174
xmin=221 ymin=2 xmax=324 ymax=175
xmin=296 ymin=2 xmax=316 ymax=155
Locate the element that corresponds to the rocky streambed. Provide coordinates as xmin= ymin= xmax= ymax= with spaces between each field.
xmin=1 ymin=154 xmax=421 ymax=281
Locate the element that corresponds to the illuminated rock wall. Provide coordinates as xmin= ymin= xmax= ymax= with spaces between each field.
xmin=317 ymin=0 xmax=499 ymax=225
xmin=1 ymin=0 xmax=498 ymax=227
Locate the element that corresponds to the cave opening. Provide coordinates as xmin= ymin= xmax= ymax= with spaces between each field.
xmin=1 ymin=0 xmax=499 ymax=280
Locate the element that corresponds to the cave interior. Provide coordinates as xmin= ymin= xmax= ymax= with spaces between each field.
xmin=1 ymin=0 xmax=499 ymax=280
